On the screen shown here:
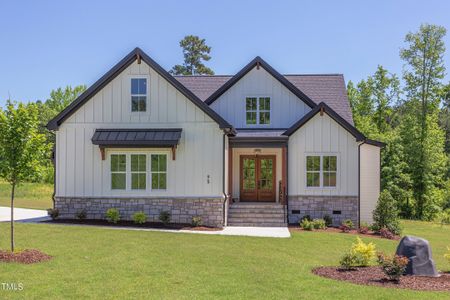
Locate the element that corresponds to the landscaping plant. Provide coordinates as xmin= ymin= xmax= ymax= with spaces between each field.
xmin=312 ymin=219 xmax=326 ymax=229
xmin=105 ymin=208 xmax=120 ymax=224
xmin=76 ymin=209 xmax=87 ymax=220
xmin=339 ymin=219 xmax=354 ymax=232
xmin=47 ymin=208 xmax=59 ymax=220
xmin=159 ymin=211 xmax=171 ymax=225
xmin=300 ymin=218 xmax=314 ymax=231
xmin=351 ymin=237 xmax=376 ymax=266
xmin=300 ymin=215 xmax=312 ymax=222
xmin=339 ymin=252 xmax=359 ymax=270
xmin=377 ymin=252 xmax=409 ymax=282
xmin=323 ymin=215 xmax=333 ymax=227
xmin=372 ymin=190 xmax=402 ymax=235
xmin=379 ymin=227 xmax=395 ymax=239
xmin=132 ymin=211 xmax=147 ymax=224
xmin=358 ymin=221 xmax=369 ymax=234
xmin=434 ymin=209 xmax=450 ymax=226
xmin=191 ymin=216 xmax=203 ymax=227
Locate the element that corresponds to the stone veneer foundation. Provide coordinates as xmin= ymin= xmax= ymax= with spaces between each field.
xmin=55 ymin=197 xmax=224 ymax=227
xmin=288 ymin=195 xmax=359 ymax=226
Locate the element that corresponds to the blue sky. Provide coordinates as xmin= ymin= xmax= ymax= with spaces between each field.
xmin=1 ymin=0 xmax=450 ymax=106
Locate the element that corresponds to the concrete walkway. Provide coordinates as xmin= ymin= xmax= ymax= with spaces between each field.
xmin=0 ymin=206 xmax=50 ymax=222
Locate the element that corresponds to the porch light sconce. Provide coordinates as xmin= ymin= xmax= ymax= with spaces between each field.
xmin=254 ymin=148 xmax=262 ymax=154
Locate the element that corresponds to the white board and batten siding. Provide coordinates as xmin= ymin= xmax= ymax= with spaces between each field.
xmin=359 ymin=143 xmax=381 ymax=224
xmin=288 ymin=113 xmax=359 ymax=196
xmin=210 ymin=66 xmax=311 ymax=128
xmin=56 ymin=61 xmax=224 ymax=198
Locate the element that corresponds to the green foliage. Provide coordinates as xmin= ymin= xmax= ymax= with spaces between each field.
xmin=323 ymin=215 xmax=333 ymax=227
xmin=76 ymin=209 xmax=87 ymax=220
xmin=132 ymin=211 xmax=147 ymax=224
xmin=444 ymin=247 xmax=450 ymax=264
xmin=339 ymin=252 xmax=358 ymax=270
xmin=105 ymin=208 xmax=120 ymax=224
xmin=159 ymin=211 xmax=171 ymax=225
xmin=351 ymin=237 xmax=377 ymax=266
xmin=358 ymin=222 xmax=369 ymax=234
xmin=300 ymin=218 xmax=314 ymax=231
xmin=312 ymin=219 xmax=326 ymax=229
xmin=372 ymin=190 xmax=402 ymax=235
xmin=377 ymin=253 xmax=409 ymax=281
xmin=170 ymin=35 xmax=214 ymax=75
xmin=434 ymin=209 xmax=450 ymax=226
xmin=339 ymin=219 xmax=354 ymax=232
xmin=191 ymin=216 xmax=203 ymax=227
xmin=47 ymin=208 xmax=59 ymax=220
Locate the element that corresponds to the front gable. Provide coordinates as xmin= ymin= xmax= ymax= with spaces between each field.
xmin=47 ymin=48 xmax=232 ymax=130
xmin=206 ymin=57 xmax=316 ymax=129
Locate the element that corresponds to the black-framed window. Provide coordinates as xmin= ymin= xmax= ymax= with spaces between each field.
xmin=131 ymin=78 xmax=147 ymax=112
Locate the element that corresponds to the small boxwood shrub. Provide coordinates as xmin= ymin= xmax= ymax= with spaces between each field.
xmin=132 ymin=211 xmax=147 ymax=224
xmin=339 ymin=219 xmax=354 ymax=232
xmin=159 ymin=211 xmax=171 ymax=225
xmin=300 ymin=218 xmax=314 ymax=231
xmin=339 ymin=252 xmax=358 ymax=270
xmin=47 ymin=208 xmax=59 ymax=220
xmin=377 ymin=252 xmax=409 ymax=282
xmin=76 ymin=209 xmax=87 ymax=220
xmin=191 ymin=216 xmax=203 ymax=227
xmin=312 ymin=218 xmax=326 ymax=230
xmin=323 ymin=215 xmax=333 ymax=227
xmin=105 ymin=208 xmax=120 ymax=224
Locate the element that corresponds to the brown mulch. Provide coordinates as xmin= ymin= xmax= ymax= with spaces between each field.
xmin=44 ymin=219 xmax=221 ymax=231
xmin=0 ymin=249 xmax=52 ymax=264
xmin=313 ymin=266 xmax=450 ymax=291
xmin=289 ymin=226 xmax=401 ymax=240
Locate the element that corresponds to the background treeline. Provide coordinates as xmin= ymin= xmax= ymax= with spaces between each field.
xmin=347 ymin=24 xmax=450 ymax=220
xmin=2 ymin=25 xmax=449 ymax=221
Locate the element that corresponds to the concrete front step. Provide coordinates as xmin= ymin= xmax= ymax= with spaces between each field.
xmin=228 ymin=202 xmax=287 ymax=227
xmin=227 ymin=222 xmax=287 ymax=227
xmin=228 ymin=213 xmax=285 ymax=218
xmin=231 ymin=203 xmax=284 ymax=209
xmin=228 ymin=209 xmax=285 ymax=215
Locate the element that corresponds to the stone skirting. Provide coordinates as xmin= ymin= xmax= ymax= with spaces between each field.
xmin=288 ymin=195 xmax=358 ymax=226
xmin=55 ymin=197 xmax=224 ymax=227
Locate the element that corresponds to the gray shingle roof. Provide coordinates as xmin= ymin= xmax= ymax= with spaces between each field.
xmin=92 ymin=128 xmax=182 ymax=147
xmin=174 ymin=74 xmax=353 ymax=124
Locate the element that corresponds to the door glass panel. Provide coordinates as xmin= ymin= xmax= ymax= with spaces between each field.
xmin=259 ymin=158 xmax=273 ymax=190
xmin=243 ymin=158 xmax=256 ymax=189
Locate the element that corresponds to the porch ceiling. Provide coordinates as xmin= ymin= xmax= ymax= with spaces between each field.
xmin=229 ymin=130 xmax=288 ymax=148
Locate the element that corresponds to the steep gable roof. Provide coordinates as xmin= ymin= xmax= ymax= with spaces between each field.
xmin=47 ymin=48 xmax=233 ymax=131
xmin=203 ymin=57 xmax=317 ymax=109
xmin=175 ymin=73 xmax=354 ymax=124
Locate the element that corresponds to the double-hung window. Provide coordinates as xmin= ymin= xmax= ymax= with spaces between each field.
xmin=246 ymin=97 xmax=270 ymax=125
xmin=110 ymin=153 xmax=167 ymax=191
xmin=306 ymin=155 xmax=337 ymax=188
xmin=131 ymin=78 xmax=147 ymax=112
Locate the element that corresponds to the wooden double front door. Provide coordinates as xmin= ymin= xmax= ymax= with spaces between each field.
xmin=240 ymin=155 xmax=276 ymax=202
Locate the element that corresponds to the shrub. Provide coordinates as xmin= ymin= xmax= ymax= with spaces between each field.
xmin=379 ymin=227 xmax=395 ymax=239
xmin=351 ymin=237 xmax=376 ymax=266
xmin=372 ymin=190 xmax=402 ymax=235
xmin=105 ymin=208 xmax=120 ymax=224
xmin=300 ymin=218 xmax=314 ymax=231
xmin=300 ymin=215 xmax=312 ymax=222
xmin=76 ymin=209 xmax=87 ymax=220
xmin=358 ymin=221 xmax=369 ymax=234
xmin=323 ymin=215 xmax=333 ymax=227
xmin=132 ymin=211 xmax=147 ymax=224
xmin=434 ymin=209 xmax=450 ymax=226
xmin=47 ymin=208 xmax=59 ymax=220
xmin=159 ymin=211 xmax=171 ymax=225
xmin=312 ymin=218 xmax=326 ymax=229
xmin=377 ymin=253 xmax=409 ymax=282
xmin=339 ymin=252 xmax=358 ymax=270
xmin=339 ymin=219 xmax=354 ymax=232
xmin=191 ymin=216 xmax=203 ymax=227
xmin=444 ymin=247 xmax=450 ymax=263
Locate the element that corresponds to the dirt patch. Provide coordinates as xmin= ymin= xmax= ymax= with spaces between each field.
xmin=44 ymin=219 xmax=222 ymax=231
xmin=313 ymin=266 xmax=450 ymax=291
xmin=289 ymin=226 xmax=400 ymax=240
xmin=0 ymin=249 xmax=52 ymax=264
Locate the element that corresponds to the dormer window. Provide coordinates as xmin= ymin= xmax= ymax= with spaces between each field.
xmin=246 ymin=97 xmax=270 ymax=125
xmin=131 ymin=78 xmax=147 ymax=112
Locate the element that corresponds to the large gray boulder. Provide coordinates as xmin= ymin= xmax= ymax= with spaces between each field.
xmin=395 ymin=236 xmax=439 ymax=277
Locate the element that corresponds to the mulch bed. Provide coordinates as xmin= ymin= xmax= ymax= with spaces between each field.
xmin=313 ymin=266 xmax=450 ymax=291
xmin=289 ymin=226 xmax=400 ymax=240
xmin=0 ymin=249 xmax=52 ymax=264
xmin=44 ymin=219 xmax=222 ymax=231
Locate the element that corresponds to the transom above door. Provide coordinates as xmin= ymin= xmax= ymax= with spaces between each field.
xmin=239 ymin=155 xmax=276 ymax=202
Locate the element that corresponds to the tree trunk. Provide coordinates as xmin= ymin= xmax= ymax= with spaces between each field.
xmin=10 ymin=183 xmax=15 ymax=252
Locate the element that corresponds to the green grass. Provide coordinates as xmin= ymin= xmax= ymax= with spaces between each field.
xmin=0 ymin=181 xmax=53 ymax=210
xmin=0 ymin=221 xmax=448 ymax=299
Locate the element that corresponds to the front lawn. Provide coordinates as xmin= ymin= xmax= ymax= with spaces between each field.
xmin=0 ymin=221 xmax=448 ymax=299
xmin=0 ymin=181 xmax=53 ymax=210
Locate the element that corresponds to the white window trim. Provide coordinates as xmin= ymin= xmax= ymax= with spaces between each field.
xmin=245 ymin=95 xmax=272 ymax=126
xmin=305 ymin=153 xmax=339 ymax=189
xmin=150 ymin=154 xmax=168 ymax=191
xmin=130 ymin=75 xmax=150 ymax=113
xmin=108 ymin=151 xmax=168 ymax=193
